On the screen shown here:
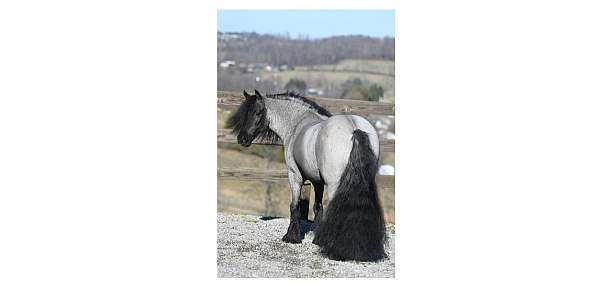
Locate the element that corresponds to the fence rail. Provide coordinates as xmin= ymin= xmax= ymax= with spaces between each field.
xmin=218 ymin=167 xmax=395 ymax=189
xmin=217 ymin=91 xmax=394 ymax=116
xmin=217 ymin=128 xmax=394 ymax=153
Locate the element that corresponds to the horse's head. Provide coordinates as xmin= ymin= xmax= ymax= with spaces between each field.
xmin=226 ymin=89 xmax=268 ymax=147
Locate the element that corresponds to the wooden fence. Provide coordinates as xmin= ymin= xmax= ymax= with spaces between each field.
xmin=217 ymin=91 xmax=395 ymax=220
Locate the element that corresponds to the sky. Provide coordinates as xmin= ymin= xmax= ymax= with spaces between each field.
xmin=217 ymin=10 xmax=394 ymax=39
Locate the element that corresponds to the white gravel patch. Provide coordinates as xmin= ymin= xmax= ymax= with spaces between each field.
xmin=217 ymin=213 xmax=395 ymax=278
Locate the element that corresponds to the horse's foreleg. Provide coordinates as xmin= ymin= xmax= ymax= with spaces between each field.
xmin=282 ymin=171 xmax=303 ymax=244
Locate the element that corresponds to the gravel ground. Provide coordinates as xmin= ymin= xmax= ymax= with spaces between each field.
xmin=217 ymin=213 xmax=395 ymax=278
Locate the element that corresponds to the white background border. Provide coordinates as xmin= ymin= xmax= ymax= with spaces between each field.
xmin=1 ymin=0 xmax=599 ymax=299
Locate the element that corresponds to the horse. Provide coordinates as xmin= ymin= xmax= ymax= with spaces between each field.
xmin=226 ymin=89 xmax=386 ymax=262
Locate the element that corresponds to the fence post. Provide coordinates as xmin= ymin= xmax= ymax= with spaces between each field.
xmin=299 ymin=183 xmax=311 ymax=220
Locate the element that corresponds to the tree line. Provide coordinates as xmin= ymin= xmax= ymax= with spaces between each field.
xmin=218 ymin=32 xmax=394 ymax=66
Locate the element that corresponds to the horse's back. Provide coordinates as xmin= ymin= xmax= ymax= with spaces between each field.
xmin=316 ymin=115 xmax=379 ymax=186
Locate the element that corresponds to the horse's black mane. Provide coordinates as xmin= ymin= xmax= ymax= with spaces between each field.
xmin=267 ymin=91 xmax=332 ymax=117
xmin=226 ymin=90 xmax=331 ymax=146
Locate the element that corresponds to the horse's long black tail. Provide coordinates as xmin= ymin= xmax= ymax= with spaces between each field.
xmin=313 ymin=129 xmax=386 ymax=261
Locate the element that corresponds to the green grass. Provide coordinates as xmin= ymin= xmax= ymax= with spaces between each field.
xmin=295 ymin=59 xmax=395 ymax=76
xmin=260 ymin=71 xmax=394 ymax=102
xmin=258 ymin=59 xmax=395 ymax=102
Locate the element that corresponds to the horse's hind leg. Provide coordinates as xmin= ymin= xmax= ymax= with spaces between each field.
xmin=313 ymin=183 xmax=324 ymax=221
xmin=313 ymin=182 xmax=339 ymax=245
xmin=311 ymin=182 xmax=324 ymax=244
xmin=282 ymin=171 xmax=303 ymax=244
xmin=311 ymin=183 xmax=324 ymax=221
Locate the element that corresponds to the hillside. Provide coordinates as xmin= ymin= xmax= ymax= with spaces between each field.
xmin=259 ymin=59 xmax=395 ymax=100
xmin=217 ymin=32 xmax=395 ymax=100
xmin=218 ymin=32 xmax=394 ymax=66
xmin=295 ymin=59 xmax=394 ymax=76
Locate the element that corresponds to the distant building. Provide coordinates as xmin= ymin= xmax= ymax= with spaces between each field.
xmin=244 ymin=63 xmax=274 ymax=73
xmin=246 ymin=64 xmax=255 ymax=73
xmin=305 ymin=88 xmax=324 ymax=96
xmin=218 ymin=32 xmax=241 ymax=40
xmin=220 ymin=60 xmax=236 ymax=68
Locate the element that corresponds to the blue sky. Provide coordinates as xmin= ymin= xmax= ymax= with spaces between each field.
xmin=217 ymin=10 xmax=394 ymax=39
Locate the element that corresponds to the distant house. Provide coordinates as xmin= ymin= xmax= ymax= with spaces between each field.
xmin=245 ymin=63 xmax=273 ymax=73
xmin=220 ymin=60 xmax=236 ymax=68
xmin=253 ymin=63 xmax=267 ymax=70
xmin=306 ymin=88 xmax=324 ymax=96
xmin=218 ymin=32 xmax=241 ymax=40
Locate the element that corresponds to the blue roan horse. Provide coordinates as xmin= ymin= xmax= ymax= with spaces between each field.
xmin=227 ymin=90 xmax=386 ymax=261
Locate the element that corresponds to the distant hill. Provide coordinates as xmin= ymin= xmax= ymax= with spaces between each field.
xmin=218 ymin=31 xmax=394 ymax=66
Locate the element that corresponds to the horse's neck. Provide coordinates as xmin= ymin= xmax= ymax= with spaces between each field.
xmin=264 ymin=98 xmax=321 ymax=143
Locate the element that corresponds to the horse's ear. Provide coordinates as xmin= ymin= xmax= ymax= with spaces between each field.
xmin=243 ymin=90 xmax=250 ymax=100
xmin=254 ymin=89 xmax=263 ymax=99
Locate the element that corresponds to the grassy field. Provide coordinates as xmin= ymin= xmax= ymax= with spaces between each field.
xmin=259 ymin=59 xmax=395 ymax=102
xmin=295 ymin=59 xmax=395 ymax=76
xmin=217 ymin=146 xmax=395 ymax=223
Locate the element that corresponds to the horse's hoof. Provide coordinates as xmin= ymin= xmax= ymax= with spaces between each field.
xmin=282 ymin=234 xmax=301 ymax=244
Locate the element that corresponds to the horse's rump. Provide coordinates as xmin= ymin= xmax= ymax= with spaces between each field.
xmin=313 ymin=129 xmax=387 ymax=261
